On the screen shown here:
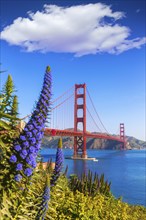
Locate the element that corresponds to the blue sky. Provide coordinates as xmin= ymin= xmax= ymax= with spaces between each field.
xmin=0 ymin=0 xmax=145 ymax=140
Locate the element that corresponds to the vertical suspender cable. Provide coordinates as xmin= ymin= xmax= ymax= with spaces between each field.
xmin=87 ymin=87 xmax=109 ymax=134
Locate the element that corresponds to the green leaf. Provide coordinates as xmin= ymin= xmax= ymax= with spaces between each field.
xmin=0 ymin=138 xmax=5 ymax=148
xmin=0 ymin=120 xmax=11 ymax=130
xmin=0 ymin=112 xmax=20 ymax=121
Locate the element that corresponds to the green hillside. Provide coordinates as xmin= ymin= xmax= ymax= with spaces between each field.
xmin=42 ymin=133 xmax=146 ymax=150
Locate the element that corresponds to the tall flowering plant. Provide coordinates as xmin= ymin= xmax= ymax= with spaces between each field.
xmin=36 ymin=175 xmax=50 ymax=220
xmin=50 ymin=138 xmax=64 ymax=186
xmin=9 ymin=66 xmax=52 ymax=183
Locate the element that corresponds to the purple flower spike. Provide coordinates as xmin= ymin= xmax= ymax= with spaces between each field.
xmin=27 ymin=124 xmax=34 ymax=130
xmin=24 ymin=168 xmax=33 ymax=177
xmin=35 ymin=125 xmax=41 ymax=130
xmin=26 ymin=158 xmax=34 ymax=166
xmin=10 ymin=66 xmax=52 ymax=182
xmin=21 ymin=149 xmax=27 ymax=156
xmin=32 ymin=121 xmax=38 ymax=128
xmin=36 ymin=143 xmax=41 ymax=149
xmin=32 ymin=129 xmax=37 ymax=135
xmin=22 ymin=141 xmax=29 ymax=147
xmin=16 ymin=163 xmax=23 ymax=171
xmin=51 ymin=138 xmax=64 ymax=186
xmin=30 ymin=137 xmax=36 ymax=144
xmin=26 ymin=157 xmax=30 ymax=164
xmin=32 ymin=161 xmax=37 ymax=168
xmin=36 ymin=133 xmax=42 ymax=141
xmin=36 ymin=176 xmax=50 ymax=220
xmin=20 ymin=153 xmax=27 ymax=159
xmin=37 ymin=118 xmax=42 ymax=124
xmin=24 ymin=127 xmax=28 ymax=132
xmin=14 ymin=145 xmax=21 ymax=152
xmin=20 ymin=135 xmax=26 ymax=141
xmin=14 ymin=174 xmax=22 ymax=182
xmin=27 ymin=132 xmax=32 ymax=138
xmin=29 ymin=146 xmax=35 ymax=153
xmin=10 ymin=155 xmax=17 ymax=163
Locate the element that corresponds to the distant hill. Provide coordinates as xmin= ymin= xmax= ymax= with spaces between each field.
xmin=42 ymin=130 xmax=146 ymax=150
xmin=125 ymin=136 xmax=146 ymax=149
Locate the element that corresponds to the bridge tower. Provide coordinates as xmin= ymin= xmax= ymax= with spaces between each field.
xmin=74 ymin=84 xmax=87 ymax=158
xmin=120 ymin=123 xmax=126 ymax=150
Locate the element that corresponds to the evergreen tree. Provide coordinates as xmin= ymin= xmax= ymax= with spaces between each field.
xmin=0 ymin=74 xmax=19 ymax=128
xmin=0 ymin=74 xmax=20 ymax=197
xmin=10 ymin=95 xmax=19 ymax=126
xmin=1 ymin=74 xmax=15 ymax=115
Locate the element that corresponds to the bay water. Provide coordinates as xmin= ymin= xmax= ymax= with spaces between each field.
xmin=40 ymin=149 xmax=146 ymax=206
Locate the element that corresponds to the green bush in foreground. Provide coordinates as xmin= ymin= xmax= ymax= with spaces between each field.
xmin=0 ymin=173 xmax=146 ymax=220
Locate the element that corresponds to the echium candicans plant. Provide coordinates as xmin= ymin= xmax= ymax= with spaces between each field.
xmin=36 ymin=175 xmax=50 ymax=220
xmin=9 ymin=66 xmax=52 ymax=184
xmin=50 ymin=138 xmax=64 ymax=186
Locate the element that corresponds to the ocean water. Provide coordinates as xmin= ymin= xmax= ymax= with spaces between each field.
xmin=40 ymin=148 xmax=146 ymax=206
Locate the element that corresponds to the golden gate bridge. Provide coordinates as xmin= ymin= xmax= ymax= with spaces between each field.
xmin=44 ymin=84 xmax=126 ymax=159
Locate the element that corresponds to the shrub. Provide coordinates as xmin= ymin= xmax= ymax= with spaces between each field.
xmin=69 ymin=170 xmax=111 ymax=197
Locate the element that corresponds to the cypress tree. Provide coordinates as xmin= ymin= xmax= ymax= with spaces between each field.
xmin=0 ymin=74 xmax=20 ymax=195
xmin=10 ymin=95 xmax=19 ymax=126
xmin=5 ymin=75 xmax=14 ymax=97
xmin=1 ymin=74 xmax=15 ymax=114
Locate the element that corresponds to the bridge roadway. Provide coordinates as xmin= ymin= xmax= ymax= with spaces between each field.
xmin=45 ymin=128 xmax=125 ymax=143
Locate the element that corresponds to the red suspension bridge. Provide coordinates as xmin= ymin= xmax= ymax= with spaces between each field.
xmin=44 ymin=84 xmax=126 ymax=159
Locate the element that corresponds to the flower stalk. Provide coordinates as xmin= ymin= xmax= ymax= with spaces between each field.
xmin=36 ymin=175 xmax=50 ymax=220
xmin=50 ymin=138 xmax=64 ymax=186
xmin=9 ymin=66 xmax=52 ymax=182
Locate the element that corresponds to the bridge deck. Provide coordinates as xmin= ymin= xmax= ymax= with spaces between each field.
xmin=45 ymin=128 xmax=124 ymax=143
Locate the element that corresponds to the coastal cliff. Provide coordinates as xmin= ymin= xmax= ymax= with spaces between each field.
xmin=42 ymin=134 xmax=146 ymax=150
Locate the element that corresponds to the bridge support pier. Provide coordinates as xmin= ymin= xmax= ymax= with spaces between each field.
xmin=74 ymin=84 xmax=87 ymax=158
xmin=74 ymin=136 xmax=87 ymax=158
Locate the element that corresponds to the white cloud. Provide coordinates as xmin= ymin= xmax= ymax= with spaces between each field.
xmin=1 ymin=3 xmax=146 ymax=56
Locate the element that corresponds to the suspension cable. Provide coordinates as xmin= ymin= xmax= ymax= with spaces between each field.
xmin=51 ymin=86 xmax=74 ymax=103
xmin=78 ymin=88 xmax=102 ymax=132
xmin=19 ymin=87 xmax=74 ymax=129
xmin=86 ymin=106 xmax=102 ymax=132
xmin=51 ymin=94 xmax=74 ymax=111
xmin=87 ymin=87 xmax=109 ymax=134
xmin=21 ymin=114 xmax=31 ymax=120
